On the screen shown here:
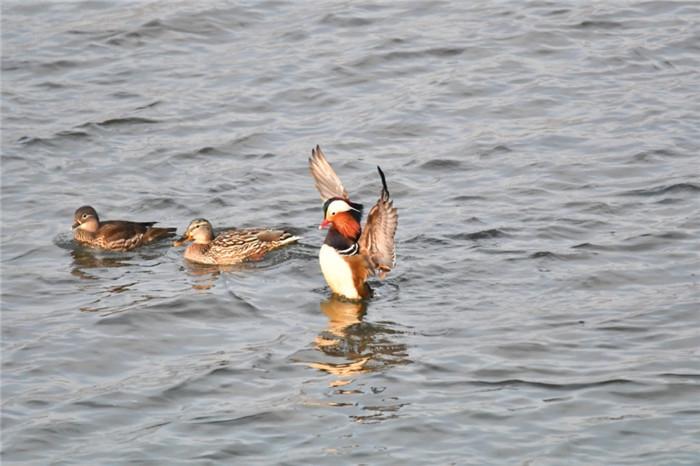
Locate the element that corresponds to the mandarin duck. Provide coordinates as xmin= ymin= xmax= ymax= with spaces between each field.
xmin=309 ymin=145 xmax=398 ymax=300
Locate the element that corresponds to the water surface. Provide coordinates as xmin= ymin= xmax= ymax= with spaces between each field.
xmin=2 ymin=1 xmax=699 ymax=464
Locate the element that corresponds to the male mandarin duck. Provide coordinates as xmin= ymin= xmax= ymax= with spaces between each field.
xmin=308 ymin=145 xmax=398 ymax=300
xmin=72 ymin=205 xmax=176 ymax=251
xmin=173 ymin=218 xmax=298 ymax=265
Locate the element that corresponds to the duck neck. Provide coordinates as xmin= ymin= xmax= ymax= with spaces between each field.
xmin=324 ymin=227 xmax=359 ymax=255
xmin=186 ymin=242 xmax=212 ymax=260
xmin=74 ymin=229 xmax=95 ymax=242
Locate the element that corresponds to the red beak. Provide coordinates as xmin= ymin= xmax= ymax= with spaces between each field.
xmin=319 ymin=219 xmax=331 ymax=229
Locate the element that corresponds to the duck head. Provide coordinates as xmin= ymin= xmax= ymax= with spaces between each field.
xmin=320 ymin=198 xmax=363 ymax=241
xmin=174 ymin=218 xmax=214 ymax=246
xmin=73 ymin=205 xmax=100 ymax=232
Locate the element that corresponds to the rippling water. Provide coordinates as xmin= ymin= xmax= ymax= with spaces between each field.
xmin=2 ymin=1 xmax=699 ymax=464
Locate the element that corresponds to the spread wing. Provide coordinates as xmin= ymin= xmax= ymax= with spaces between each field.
xmin=308 ymin=145 xmax=348 ymax=201
xmin=359 ymin=167 xmax=398 ymax=278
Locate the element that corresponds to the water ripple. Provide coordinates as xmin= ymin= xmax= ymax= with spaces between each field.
xmin=2 ymin=0 xmax=699 ymax=464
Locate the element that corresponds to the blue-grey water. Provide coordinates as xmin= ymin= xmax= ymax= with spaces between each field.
xmin=2 ymin=1 xmax=700 ymax=464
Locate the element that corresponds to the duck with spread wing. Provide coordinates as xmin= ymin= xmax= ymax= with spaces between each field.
xmin=308 ymin=145 xmax=398 ymax=301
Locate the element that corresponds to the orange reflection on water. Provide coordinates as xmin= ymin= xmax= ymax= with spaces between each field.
xmin=310 ymin=296 xmax=409 ymax=380
xmin=303 ymin=296 xmax=411 ymax=423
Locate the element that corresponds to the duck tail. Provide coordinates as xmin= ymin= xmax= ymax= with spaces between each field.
xmin=145 ymin=226 xmax=177 ymax=243
xmin=279 ymin=233 xmax=300 ymax=246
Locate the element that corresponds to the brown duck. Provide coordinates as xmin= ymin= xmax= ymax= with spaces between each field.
xmin=72 ymin=205 xmax=176 ymax=251
xmin=173 ymin=218 xmax=298 ymax=265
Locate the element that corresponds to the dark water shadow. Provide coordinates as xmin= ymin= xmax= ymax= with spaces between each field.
xmin=69 ymin=248 xmax=134 ymax=280
xmin=63 ymin=235 xmax=171 ymax=280
xmin=69 ymin=243 xmax=168 ymax=277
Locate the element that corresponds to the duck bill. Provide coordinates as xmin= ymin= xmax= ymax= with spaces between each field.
xmin=319 ymin=219 xmax=331 ymax=230
xmin=71 ymin=221 xmax=80 ymax=230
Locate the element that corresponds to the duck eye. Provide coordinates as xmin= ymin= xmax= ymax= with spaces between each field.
xmin=330 ymin=211 xmax=337 ymax=216
xmin=82 ymin=214 xmax=88 ymax=219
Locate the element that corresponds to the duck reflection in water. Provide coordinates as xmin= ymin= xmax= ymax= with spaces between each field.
xmin=309 ymin=296 xmax=410 ymax=380
xmin=70 ymin=244 xmax=169 ymax=279
xmin=70 ymin=247 xmax=134 ymax=279
xmin=179 ymin=261 xmax=245 ymax=291
xmin=69 ymin=248 xmax=157 ymax=313
xmin=180 ymin=261 xmax=218 ymax=291
xmin=304 ymin=296 xmax=410 ymax=422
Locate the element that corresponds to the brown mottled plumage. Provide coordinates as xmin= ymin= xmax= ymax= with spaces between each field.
xmin=173 ymin=218 xmax=298 ymax=265
xmin=72 ymin=205 xmax=176 ymax=251
xmin=309 ymin=145 xmax=398 ymax=300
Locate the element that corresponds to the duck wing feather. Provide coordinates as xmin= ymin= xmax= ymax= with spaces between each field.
xmin=309 ymin=145 xmax=348 ymax=201
xmin=359 ymin=167 xmax=398 ymax=278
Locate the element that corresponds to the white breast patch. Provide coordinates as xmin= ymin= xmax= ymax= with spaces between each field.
xmin=319 ymin=244 xmax=360 ymax=300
